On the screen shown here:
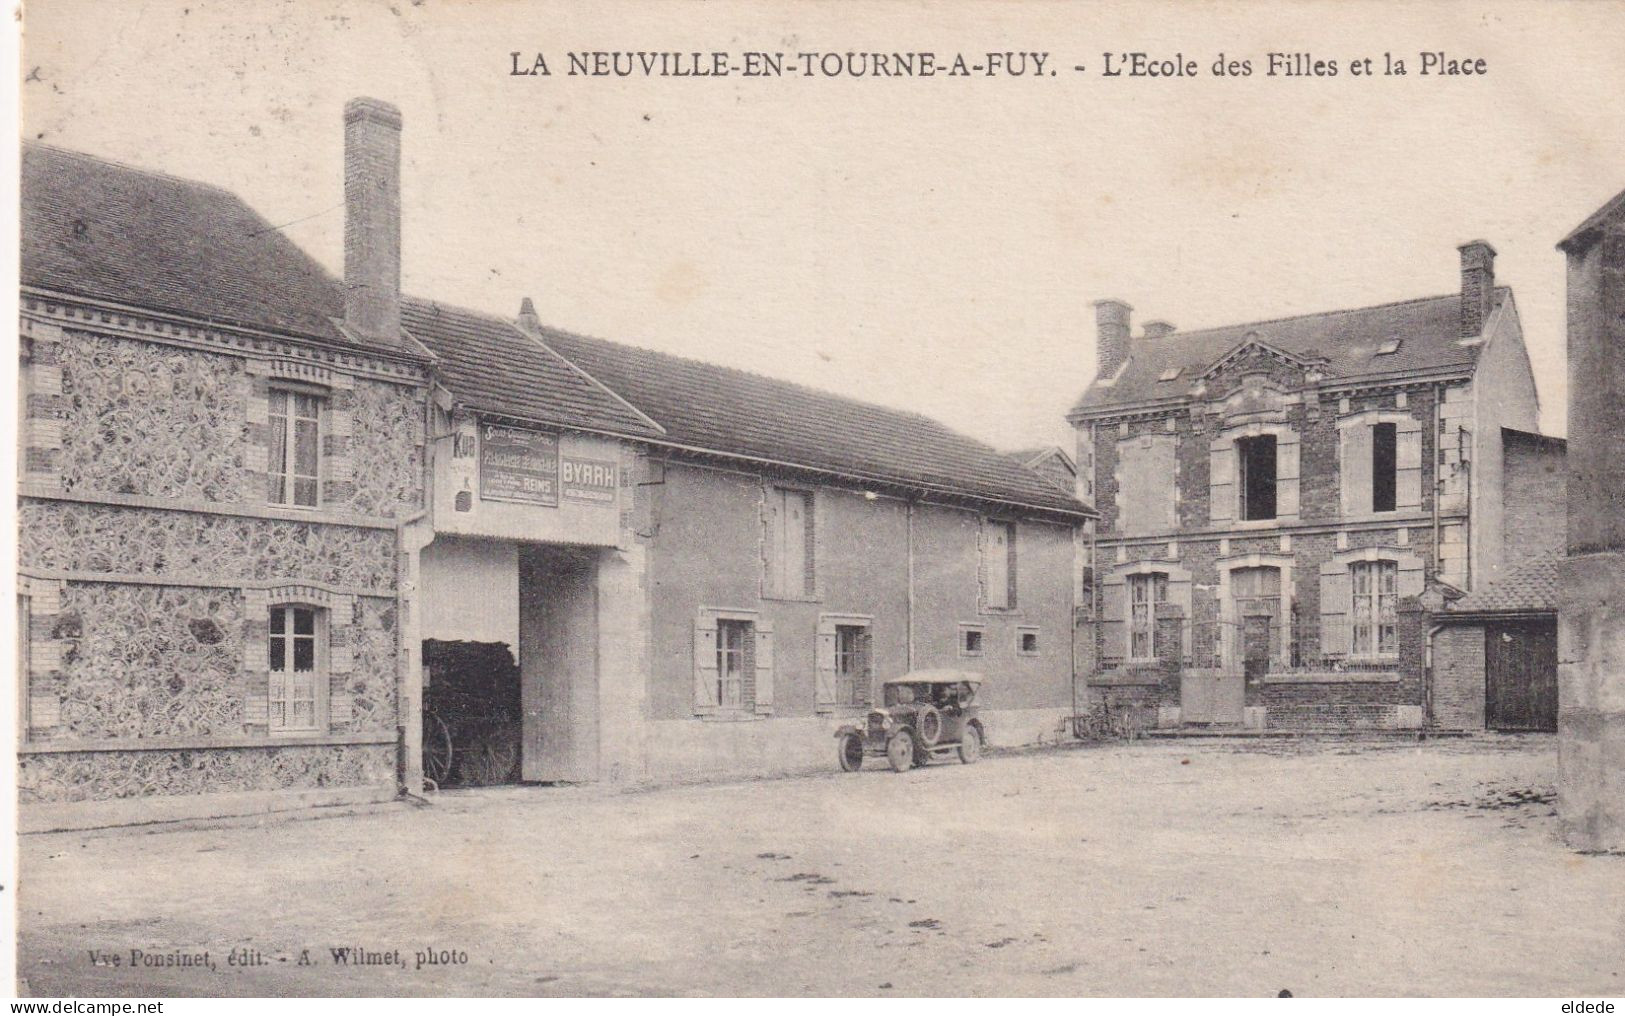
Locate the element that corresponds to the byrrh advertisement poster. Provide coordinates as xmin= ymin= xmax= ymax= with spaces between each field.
xmin=4 ymin=0 xmax=1625 ymax=1007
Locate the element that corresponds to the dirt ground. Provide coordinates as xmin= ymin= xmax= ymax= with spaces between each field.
xmin=16 ymin=735 xmax=1624 ymax=997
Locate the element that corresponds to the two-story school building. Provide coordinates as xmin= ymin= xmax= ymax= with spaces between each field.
xmin=17 ymin=98 xmax=1092 ymax=827
xmin=1068 ymin=242 xmax=1548 ymax=731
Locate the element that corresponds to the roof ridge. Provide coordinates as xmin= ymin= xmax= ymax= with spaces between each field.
xmin=23 ymin=141 xmax=243 ymax=199
xmin=1150 ymin=290 xmax=1474 ymax=343
xmin=525 ymin=315 xmax=986 ymax=437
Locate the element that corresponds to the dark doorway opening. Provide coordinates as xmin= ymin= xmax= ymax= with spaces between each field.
xmin=421 ymin=639 xmax=523 ymax=787
xmin=1485 ymin=620 xmax=1558 ymax=732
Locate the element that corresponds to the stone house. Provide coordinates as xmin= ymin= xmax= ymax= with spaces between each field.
xmin=1068 ymin=242 xmax=1543 ymax=731
xmin=17 ymin=98 xmax=1092 ymax=827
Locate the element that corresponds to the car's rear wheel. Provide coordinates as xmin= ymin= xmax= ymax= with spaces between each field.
xmin=959 ymin=724 xmax=982 ymax=764
xmin=886 ymin=730 xmax=914 ymax=773
xmin=838 ymin=732 xmax=865 ymax=772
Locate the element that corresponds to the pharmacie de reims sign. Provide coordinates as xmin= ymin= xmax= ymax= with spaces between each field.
xmin=478 ymin=422 xmax=616 ymax=507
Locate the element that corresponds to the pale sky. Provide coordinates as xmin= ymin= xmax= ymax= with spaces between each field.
xmin=20 ymin=0 xmax=1625 ymax=448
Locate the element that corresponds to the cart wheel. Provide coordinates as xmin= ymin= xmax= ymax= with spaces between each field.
xmin=886 ymin=730 xmax=915 ymax=773
xmin=838 ymin=733 xmax=865 ymax=772
xmin=959 ymin=723 xmax=982 ymax=764
xmin=469 ymin=725 xmax=520 ymax=785
xmin=423 ymin=711 xmax=454 ymax=786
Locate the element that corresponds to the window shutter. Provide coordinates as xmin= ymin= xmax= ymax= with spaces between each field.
xmin=1319 ymin=564 xmax=1351 ymax=657
xmin=1100 ymin=575 xmax=1129 ymax=662
xmin=1342 ymin=424 xmax=1373 ymax=515
xmin=857 ymin=628 xmax=873 ymax=707
xmin=1006 ymin=523 xmax=1018 ymax=608
xmin=693 ymin=620 xmax=719 ymax=708
xmin=814 ymin=630 xmax=837 ymax=707
xmin=1209 ymin=444 xmax=1234 ymax=523
xmin=1395 ymin=424 xmax=1423 ymax=511
xmin=1396 ymin=555 xmax=1425 ymax=598
xmin=766 ymin=490 xmax=785 ymax=595
xmin=1276 ymin=435 xmax=1300 ymax=520
xmin=802 ymin=492 xmax=817 ymax=596
xmin=984 ymin=521 xmax=1010 ymax=609
xmin=1166 ymin=572 xmax=1194 ymax=661
xmin=754 ymin=623 xmax=775 ymax=710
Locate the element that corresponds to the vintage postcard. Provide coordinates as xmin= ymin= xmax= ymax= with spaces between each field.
xmin=6 ymin=0 xmax=1625 ymax=1001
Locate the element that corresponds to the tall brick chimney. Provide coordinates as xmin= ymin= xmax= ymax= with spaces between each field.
xmin=1092 ymin=299 xmax=1133 ymax=380
xmin=1457 ymin=240 xmax=1497 ymax=338
xmin=343 ymin=97 xmax=403 ymax=345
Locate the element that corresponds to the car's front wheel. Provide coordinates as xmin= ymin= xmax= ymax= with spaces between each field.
xmin=838 ymin=732 xmax=865 ymax=772
xmin=959 ymin=724 xmax=982 ymax=764
xmin=886 ymin=730 xmax=915 ymax=773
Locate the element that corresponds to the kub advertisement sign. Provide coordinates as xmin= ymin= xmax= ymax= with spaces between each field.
xmin=479 ymin=423 xmax=559 ymax=506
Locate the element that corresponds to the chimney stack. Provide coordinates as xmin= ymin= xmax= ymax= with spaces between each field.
xmin=343 ymin=97 xmax=403 ymax=345
xmin=1457 ymin=240 xmax=1497 ymax=338
xmin=516 ymin=297 xmax=541 ymax=332
xmin=1092 ymin=299 xmax=1133 ymax=380
xmin=1142 ymin=320 xmax=1177 ymax=340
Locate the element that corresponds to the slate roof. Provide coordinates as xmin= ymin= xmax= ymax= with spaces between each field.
xmin=1070 ymin=290 xmax=1502 ymax=414
xmin=18 ymin=143 xmax=396 ymax=350
xmin=1446 ymin=554 xmax=1559 ymax=614
xmin=535 ymin=325 xmax=1091 ymax=518
xmin=402 ymin=298 xmax=663 ymax=440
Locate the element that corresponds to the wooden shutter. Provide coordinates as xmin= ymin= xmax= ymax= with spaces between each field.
xmin=1006 ymin=523 xmax=1018 ymax=608
xmin=1100 ymin=575 xmax=1129 ymax=662
xmin=1319 ymin=564 xmax=1351 ymax=658
xmin=1395 ymin=423 xmax=1423 ymax=511
xmin=1166 ymin=571 xmax=1194 ymax=661
xmin=693 ymin=619 xmax=719 ymax=708
xmin=1342 ymin=424 xmax=1374 ymax=515
xmin=1276 ymin=434 xmax=1301 ymax=520
xmin=766 ymin=489 xmax=785 ymax=595
xmin=985 ymin=522 xmax=1010 ymax=609
xmin=754 ymin=622 xmax=775 ymax=710
xmin=814 ymin=629 xmax=837 ymax=708
xmin=1209 ymin=444 xmax=1234 ymax=523
xmin=802 ymin=492 xmax=817 ymax=596
xmin=857 ymin=628 xmax=873 ymax=707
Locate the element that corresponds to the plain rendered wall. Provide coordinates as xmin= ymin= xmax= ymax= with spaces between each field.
xmin=641 ymin=459 xmax=1078 ymax=781
xmin=420 ymin=535 xmax=519 ymax=646
xmin=1502 ymin=432 xmax=1567 ymax=571
xmin=1558 ymin=214 xmax=1625 ymax=852
xmin=1469 ymin=301 xmax=1541 ymax=591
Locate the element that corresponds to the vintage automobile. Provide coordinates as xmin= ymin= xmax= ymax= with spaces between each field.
xmin=835 ymin=670 xmax=985 ymax=772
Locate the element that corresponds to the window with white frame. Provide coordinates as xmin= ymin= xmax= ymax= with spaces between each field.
xmin=694 ymin=611 xmax=774 ymax=715
xmin=1128 ymin=572 xmax=1169 ymax=661
xmin=714 ymin=618 xmax=752 ymax=709
xmin=959 ymin=624 xmax=985 ymax=657
xmin=1237 ymin=435 xmax=1278 ymax=521
xmin=1349 ymin=560 xmax=1398 ymax=657
xmin=1017 ymin=626 xmax=1040 ymax=656
xmin=268 ymin=389 xmax=322 ymax=508
xmin=269 ymin=604 xmax=324 ymax=732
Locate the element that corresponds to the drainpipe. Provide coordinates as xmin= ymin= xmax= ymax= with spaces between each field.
xmin=1432 ymin=383 xmax=1443 ymax=579
xmin=906 ymin=499 xmax=916 ymax=670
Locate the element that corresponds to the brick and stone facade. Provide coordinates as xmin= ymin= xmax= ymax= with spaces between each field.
xmin=1071 ymin=243 xmax=1542 ymax=731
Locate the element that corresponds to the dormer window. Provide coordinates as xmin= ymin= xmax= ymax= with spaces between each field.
xmin=1375 ymin=338 xmax=1402 ymax=356
xmin=1157 ymin=367 xmax=1182 ymax=382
